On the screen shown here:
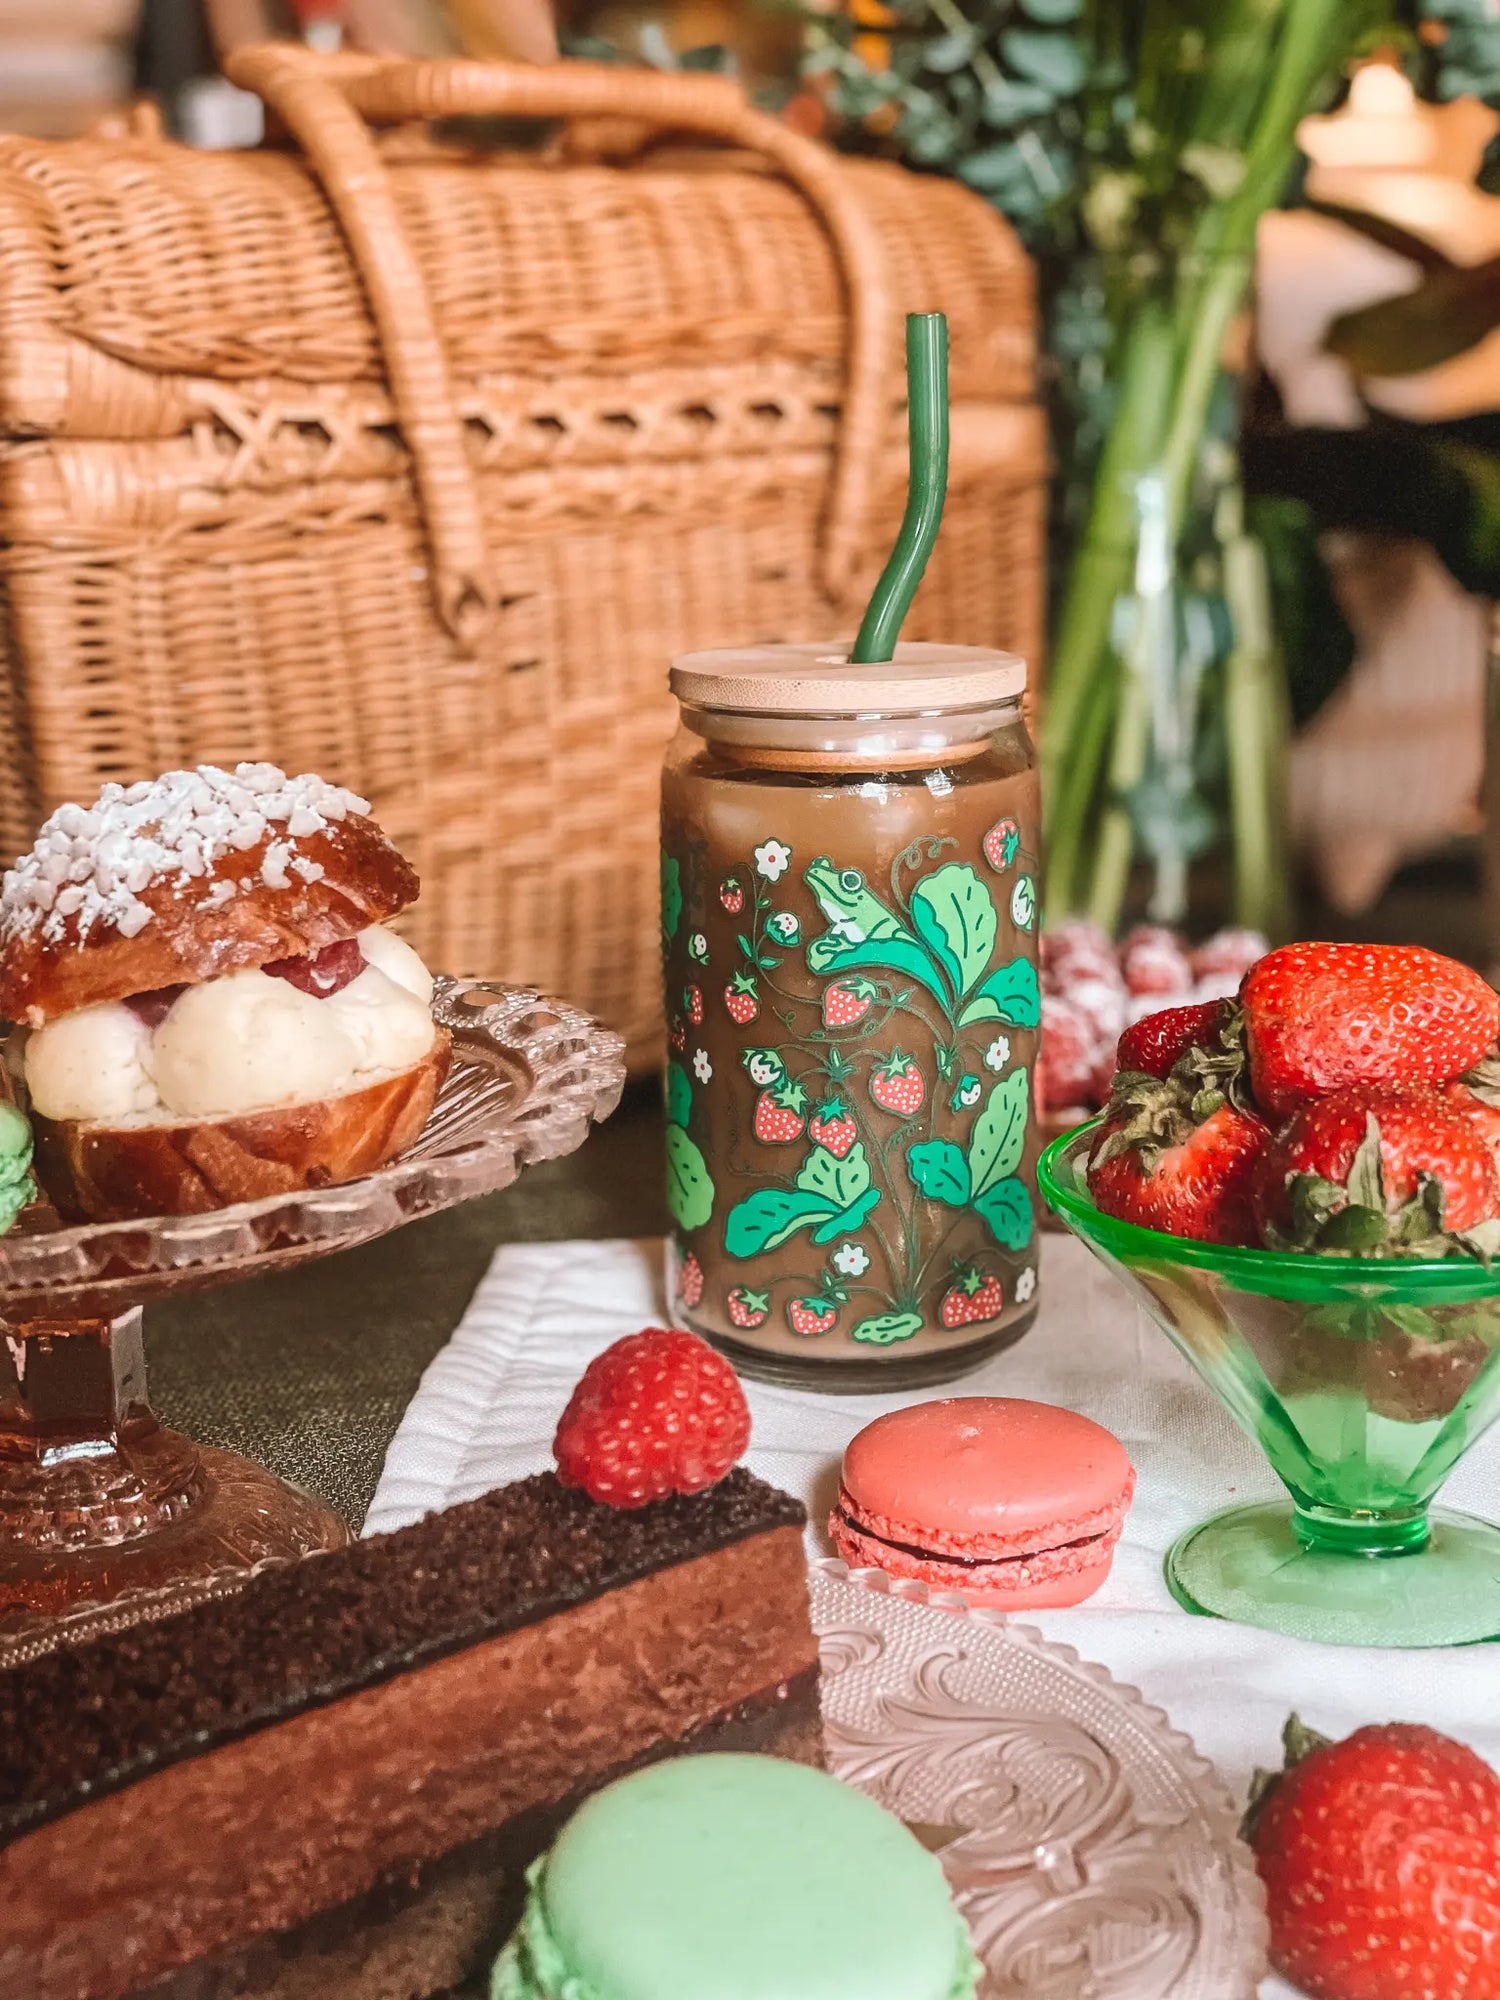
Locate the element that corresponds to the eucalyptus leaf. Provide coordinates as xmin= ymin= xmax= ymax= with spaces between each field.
xmin=980 ymin=79 xmax=1056 ymax=128
xmin=723 ymin=1187 xmax=837 ymax=1258
xmin=958 ymin=144 xmax=1036 ymax=195
xmin=906 ymin=1139 xmax=972 ymax=1207
xmin=999 ymin=28 xmax=1085 ymax=95
xmin=851 ymin=1311 xmax=924 ymax=1346
xmin=922 ymin=32 xmax=975 ymax=74
xmin=968 ymin=1070 xmax=1030 ymax=1199
xmin=973 ymin=1176 xmax=1034 ymax=1249
xmin=665 ymin=1126 xmax=714 ymax=1232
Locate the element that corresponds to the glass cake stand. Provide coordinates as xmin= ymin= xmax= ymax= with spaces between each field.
xmin=0 ymin=979 xmax=624 ymax=1665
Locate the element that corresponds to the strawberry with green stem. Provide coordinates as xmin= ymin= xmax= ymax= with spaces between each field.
xmin=753 ymin=1081 xmax=808 ymax=1146
xmin=787 ymin=1276 xmax=846 ymax=1338
xmin=869 ymin=1050 xmax=924 ymax=1118
xmin=726 ymin=1285 xmax=770 ymax=1330
xmin=724 ymin=972 xmax=759 ymax=1026
xmin=939 ymin=1264 xmax=1005 ymax=1328
xmin=807 ymin=1096 xmax=858 ymax=1160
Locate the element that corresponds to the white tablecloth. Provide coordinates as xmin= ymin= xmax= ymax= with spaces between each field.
xmin=367 ymin=1233 xmax=1500 ymax=2000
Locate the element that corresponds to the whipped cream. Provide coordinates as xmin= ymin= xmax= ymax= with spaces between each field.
xmin=19 ymin=927 xmax=434 ymax=1125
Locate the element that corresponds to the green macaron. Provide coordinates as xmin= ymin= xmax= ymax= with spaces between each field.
xmin=0 ymin=1101 xmax=35 ymax=1232
xmin=492 ymin=1753 xmax=979 ymax=2000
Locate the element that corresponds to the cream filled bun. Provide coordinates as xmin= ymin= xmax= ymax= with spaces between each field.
xmin=0 ymin=766 xmax=451 ymax=1221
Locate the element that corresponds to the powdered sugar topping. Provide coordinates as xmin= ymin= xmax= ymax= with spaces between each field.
xmin=2 ymin=764 xmax=369 ymax=945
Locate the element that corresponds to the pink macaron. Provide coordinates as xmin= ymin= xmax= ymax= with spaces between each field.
xmin=829 ymin=1397 xmax=1135 ymax=1609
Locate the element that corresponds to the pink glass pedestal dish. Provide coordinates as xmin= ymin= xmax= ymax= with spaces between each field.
xmin=0 ymin=979 xmax=624 ymax=1665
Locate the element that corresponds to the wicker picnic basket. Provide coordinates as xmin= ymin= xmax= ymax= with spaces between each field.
xmin=0 ymin=48 xmax=1044 ymax=1068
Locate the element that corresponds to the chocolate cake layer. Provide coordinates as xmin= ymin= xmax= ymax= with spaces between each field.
xmin=0 ymin=1472 xmax=818 ymax=2000
xmin=134 ymin=1681 xmax=824 ymax=2000
xmin=0 ymin=1467 xmax=803 ymax=1839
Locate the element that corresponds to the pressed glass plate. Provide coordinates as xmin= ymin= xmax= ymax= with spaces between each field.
xmin=813 ymin=1561 xmax=1268 ymax=1999
xmin=0 ymin=979 xmax=625 ymax=1663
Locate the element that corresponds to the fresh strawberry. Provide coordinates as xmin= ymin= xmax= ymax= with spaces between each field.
xmin=1087 ymin=1077 xmax=1268 ymax=1246
xmin=553 ymin=1328 xmax=751 ymax=1507
xmin=787 ymin=1296 xmax=839 ymax=1338
xmin=982 ymin=815 xmax=1020 ymax=872
xmin=808 ymin=1097 xmax=858 ymax=1159
xmin=822 ymin=976 xmax=877 ymax=1029
xmin=1241 ymin=942 xmax=1500 ymax=1119
xmin=1446 ymin=1077 xmax=1500 ymax=1169
xmin=753 ymin=1081 xmax=808 ymax=1145
xmin=675 ymin=1250 xmax=704 ymax=1309
xmin=1252 ymin=1083 xmax=1500 ymax=1253
xmin=1115 ymin=1000 xmax=1228 ymax=1082
xmin=683 ymin=984 xmax=704 ymax=1027
xmin=869 ymin=1050 xmax=924 ymax=1118
xmin=1247 ymin=1714 xmax=1500 ymax=2000
xmin=726 ymin=1285 xmax=770 ymax=1330
xmin=939 ymin=1268 xmax=1005 ymax=1327
xmin=724 ymin=972 xmax=760 ymax=1026
xmin=719 ymin=876 xmax=744 ymax=915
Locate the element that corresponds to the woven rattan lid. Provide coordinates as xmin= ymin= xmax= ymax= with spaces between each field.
xmin=669 ymin=642 xmax=1027 ymax=716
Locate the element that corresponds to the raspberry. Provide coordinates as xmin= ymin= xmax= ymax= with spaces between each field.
xmin=1038 ymin=994 xmax=1103 ymax=1114
xmin=1120 ymin=925 xmax=1193 ymax=997
xmin=553 ymin=1328 xmax=751 ymax=1508
xmin=1190 ymin=926 xmax=1267 ymax=986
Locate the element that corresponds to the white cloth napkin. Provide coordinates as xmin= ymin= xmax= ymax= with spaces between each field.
xmin=368 ymin=1233 xmax=1500 ymax=2000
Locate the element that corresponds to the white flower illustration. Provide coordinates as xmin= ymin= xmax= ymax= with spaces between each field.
xmin=692 ymin=1049 xmax=713 ymax=1083
xmin=1015 ymin=1266 xmax=1036 ymax=1303
xmin=754 ymin=838 xmax=792 ymax=882
xmin=831 ymin=1241 xmax=870 ymax=1278
xmin=984 ymin=1034 xmax=1011 ymax=1073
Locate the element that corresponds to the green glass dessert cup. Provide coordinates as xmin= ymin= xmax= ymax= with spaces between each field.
xmin=1040 ymin=1123 xmax=1500 ymax=1649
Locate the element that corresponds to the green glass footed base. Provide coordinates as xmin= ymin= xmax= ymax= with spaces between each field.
xmin=1166 ymin=1501 xmax=1500 ymax=1649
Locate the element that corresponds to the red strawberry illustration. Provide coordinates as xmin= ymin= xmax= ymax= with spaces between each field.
xmin=676 ymin=1250 xmax=705 ymax=1310
xmin=727 ymin=1285 xmax=770 ymax=1330
xmin=808 ymin=1097 xmax=858 ymax=1159
xmin=869 ymin=1050 xmax=924 ymax=1118
xmin=724 ymin=971 xmax=760 ymax=1026
xmin=754 ymin=1081 xmax=808 ymax=1145
xmin=787 ymin=1295 xmax=839 ymax=1338
xmin=939 ymin=1268 xmax=1006 ymax=1328
xmin=668 ymin=1015 xmax=686 ymax=1053
xmin=684 ymin=984 xmax=704 ymax=1027
xmin=982 ymin=816 xmax=1020 ymax=873
xmin=822 ymin=976 xmax=877 ymax=1030
xmin=720 ymin=876 xmax=745 ymax=915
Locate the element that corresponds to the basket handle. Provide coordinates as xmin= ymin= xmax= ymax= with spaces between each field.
xmin=224 ymin=44 xmax=898 ymax=644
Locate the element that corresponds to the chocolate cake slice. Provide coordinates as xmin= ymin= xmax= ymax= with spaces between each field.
xmin=0 ymin=1469 xmax=820 ymax=2000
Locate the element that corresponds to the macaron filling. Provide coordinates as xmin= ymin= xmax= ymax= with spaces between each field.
xmin=832 ymin=1490 xmax=1117 ymax=1568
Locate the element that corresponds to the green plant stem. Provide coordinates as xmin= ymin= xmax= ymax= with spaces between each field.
xmin=1220 ymin=489 xmax=1293 ymax=937
xmin=1045 ymin=0 xmax=1381 ymax=926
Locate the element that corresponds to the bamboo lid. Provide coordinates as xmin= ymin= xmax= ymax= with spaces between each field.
xmin=669 ymin=641 xmax=1027 ymax=716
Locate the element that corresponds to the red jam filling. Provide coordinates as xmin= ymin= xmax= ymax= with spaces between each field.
xmin=263 ymin=937 xmax=365 ymax=997
xmin=123 ymin=940 xmax=364 ymax=1026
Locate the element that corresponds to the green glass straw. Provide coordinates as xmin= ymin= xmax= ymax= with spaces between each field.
xmin=849 ymin=311 xmax=950 ymax=665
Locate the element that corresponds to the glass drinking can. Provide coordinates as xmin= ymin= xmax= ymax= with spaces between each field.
xmin=660 ymin=643 xmax=1041 ymax=1388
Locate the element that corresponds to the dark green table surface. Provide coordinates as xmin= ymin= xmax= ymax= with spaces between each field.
xmin=148 ymin=1084 xmax=667 ymax=1529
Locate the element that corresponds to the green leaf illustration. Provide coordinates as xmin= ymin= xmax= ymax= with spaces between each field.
xmin=958 ymin=957 xmax=1041 ymax=1028
xmin=723 ymin=1187 xmax=839 ymax=1257
xmin=796 ymin=1141 xmax=872 ymax=1207
xmin=660 ymin=854 xmax=682 ymax=942
xmin=664 ymin=1061 xmax=693 ymax=1129
xmin=969 ymin=1069 xmax=1030 ymax=1200
xmin=910 ymin=864 xmax=998 ymax=997
xmin=811 ymin=1186 xmax=881 ymax=1242
xmin=851 ymin=1311 xmax=924 ymax=1346
xmin=808 ymin=931 xmax=951 ymax=1007
xmin=906 ymin=1140 xmax=972 ymax=1207
xmin=665 ymin=1125 xmax=714 ymax=1231
xmin=804 ymin=856 xmax=953 ymax=1007
xmin=974 ymin=1176 xmax=1034 ymax=1249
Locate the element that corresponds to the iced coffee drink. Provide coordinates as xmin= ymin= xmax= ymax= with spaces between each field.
xmin=661 ymin=643 xmax=1040 ymax=1387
